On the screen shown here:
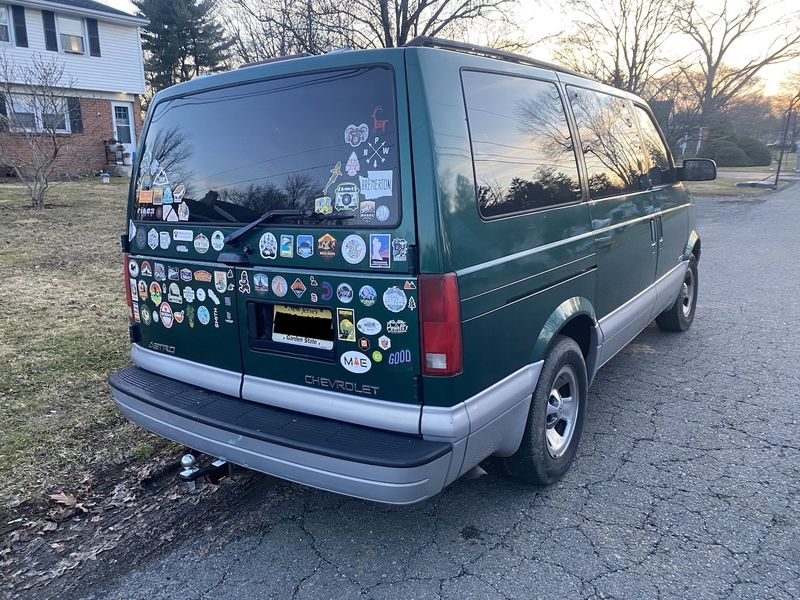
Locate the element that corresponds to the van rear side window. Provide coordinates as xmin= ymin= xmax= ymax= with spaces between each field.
xmin=133 ymin=66 xmax=400 ymax=227
xmin=462 ymin=71 xmax=582 ymax=218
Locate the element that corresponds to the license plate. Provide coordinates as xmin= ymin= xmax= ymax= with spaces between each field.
xmin=271 ymin=304 xmax=334 ymax=350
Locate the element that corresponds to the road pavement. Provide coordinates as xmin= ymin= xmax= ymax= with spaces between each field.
xmin=73 ymin=187 xmax=800 ymax=600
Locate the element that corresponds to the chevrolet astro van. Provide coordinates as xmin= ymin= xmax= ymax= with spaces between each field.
xmin=109 ymin=37 xmax=716 ymax=504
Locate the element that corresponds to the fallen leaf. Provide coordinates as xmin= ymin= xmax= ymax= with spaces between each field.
xmin=49 ymin=492 xmax=77 ymax=507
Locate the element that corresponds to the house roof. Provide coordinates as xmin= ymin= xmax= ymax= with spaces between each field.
xmin=18 ymin=0 xmax=148 ymax=25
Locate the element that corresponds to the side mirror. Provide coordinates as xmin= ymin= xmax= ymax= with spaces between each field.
xmin=679 ymin=158 xmax=716 ymax=181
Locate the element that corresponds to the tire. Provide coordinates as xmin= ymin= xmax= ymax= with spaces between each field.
xmin=497 ymin=335 xmax=588 ymax=486
xmin=656 ymin=254 xmax=698 ymax=332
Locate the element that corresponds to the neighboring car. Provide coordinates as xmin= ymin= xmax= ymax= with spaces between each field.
xmin=109 ymin=37 xmax=715 ymax=504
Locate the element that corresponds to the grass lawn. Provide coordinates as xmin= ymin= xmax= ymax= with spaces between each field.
xmin=0 ymin=178 xmax=166 ymax=507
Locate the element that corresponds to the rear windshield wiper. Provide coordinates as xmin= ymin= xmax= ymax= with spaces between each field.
xmin=224 ymin=209 xmax=310 ymax=246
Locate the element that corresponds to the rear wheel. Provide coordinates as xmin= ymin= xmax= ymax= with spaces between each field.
xmin=656 ymin=254 xmax=698 ymax=332
xmin=498 ymin=335 xmax=588 ymax=485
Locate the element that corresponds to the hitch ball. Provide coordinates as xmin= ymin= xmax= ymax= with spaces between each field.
xmin=180 ymin=454 xmax=197 ymax=470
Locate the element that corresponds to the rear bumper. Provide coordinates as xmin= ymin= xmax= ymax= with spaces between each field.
xmin=109 ymin=367 xmax=453 ymax=504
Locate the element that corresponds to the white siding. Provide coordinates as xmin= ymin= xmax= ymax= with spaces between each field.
xmin=2 ymin=7 xmax=145 ymax=95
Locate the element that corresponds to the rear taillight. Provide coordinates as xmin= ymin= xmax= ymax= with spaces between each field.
xmin=122 ymin=252 xmax=134 ymax=323
xmin=418 ymin=273 xmax=463 ymax=376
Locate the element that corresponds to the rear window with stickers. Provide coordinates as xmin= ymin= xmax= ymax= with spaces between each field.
xmin=133 ymin=67 xmax=400 ymax=228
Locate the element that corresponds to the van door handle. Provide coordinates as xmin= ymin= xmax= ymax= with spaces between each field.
xmin=657 ymin=216 xmax=664 ymax=250
xmin=649 ymin=219 xmax=657 ymax=253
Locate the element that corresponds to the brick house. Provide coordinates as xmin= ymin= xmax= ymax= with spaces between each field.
xmin=0 ymin=0 xmax=147 ymax=176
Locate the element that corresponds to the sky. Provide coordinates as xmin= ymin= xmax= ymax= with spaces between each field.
xmin=102 ymin=0 xmax=799 ymax=96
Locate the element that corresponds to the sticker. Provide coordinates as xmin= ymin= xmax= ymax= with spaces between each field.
xmin=291 ymin=278 xmax=306 ymax=298
xmin=314 ymin=196 xmax=333 ymax=215
xmin=180 ymin=268 xmax=192 ymax=282
xmin=152 ymin=187 xmax=163 ymax=206
xmin=140 ymin=305 xmax=151 ymax=325
xmin=211 ymin=230 xmax=224 ymax=251
xmin=359 ymin=285 xmax=377 ymax=307
xmin=364 ymin=137 xmax=390 ymax=168
xmin=239 ymin=271 xmax=251 ymax=294
xmin=317 ymin=234 xmax=337 ymax=260
xmin=323 ymin=161 xmax=342 ymax=195
xmin=194 ymin=233 xmax=210 ymax=254
xmin=149 ymin=282 xmax=162 ymax=306
xmin=214 ymin=271 xmax=227 ymax=293
xmin=173 ymin=184 xmax=186 ymax=202
xmin=194 ymin=270 xmax=212 ymax=283
xmin=358 ymin=337 xmax=370 ymax=351
xmin=137 ymin=280 xmax=148 ymax=301
xmin=135 ymin=227 xmax=146 ymax=250
xmin=378 ymin=335 xmax=391 ymax=350
xmin=208 ymin=290 xmax=220 ymax=305
xmin=341 ymin=350 xmax=371 ymax=373
xmin=153 ymin=262 xmax=166 ymax=281
xmin=174 ymin=310 xmax=184 ymax=324
xmin=173 ymin=229 xmax=193 ymax=242
xmin=147 ymin=228 xmax=158 ymax=249
xmin=321 ymin=281 xmax=333 ymax=301
xmin=197 ymin=305 xmax=210 ymax=325
xmin=258 ymin=232 xmax=277 ymax=260
xmin=149 ymin=158 xmax=159 ymax=176
xmin=334 ymin=182 xmax=359 ymax=212
xmin=338 ymin=235 xmax=365 ymax=265
xmin=253 ymin=273 xmax=269 ymax=294
xmin=168 ymin=282 xmax=182 ymax=304
xmin=138 ymin=190 xmax=153 ymax=204
xmin=128 ymin=220 xmax=136 ymax=242
xmin=187 ymin=306 xmax=195 ymax=327
xmin=383 ymin=286 xmax=407 ymax=313
xmin=369 ymin=234 xmax=391 ymax=269
xmin=388 ymin=349 xmax=412 ymax=365
xmin=152 ymin=311 xmax=159 ymax=323
xmin=163 ymin=204 xmax=179 ymax=222
xmin=403 ymin=281 xmax=416 ymax=290
xmin=140 ymin=261 xmax=152 ymax=277
xmin=337 ymin=308 xmax=356 ymax=342
xmin=130 ymin=278 xmax=139 ymax=301
xmin=408 ymin=297 xmax=417 ymax=311
xmin=225 ymin=297 xmax=231 ymax=306
xmin=159 ymin=231 xmax=171 ymax=249
xmin=176 ymin=245 xmax=188 ymax=253
xmin=344 ymin=123 xmax=369 ymax=148
xmin=297 ymin=235 xmax=314 ymax=259
xmin=132 ymin=302 xmax=140 ymax=323
xmin=310 ymin=292 xmax=318 ymax=302
xmin=371 ymin=351 xmax=383 ymax=363
xmin=153 ymin=168 xmax=168 ymax=186
xmin=280 ymin=235 xmax=294 ymax=258
xmin=162 ymin=186 xmax=173 ymax=205
xmin=225 ymin=311 xmax=234 ymax=324
xmin=168 ymin=266 xmax=179 ymax=280
xmin=336 ymin=283 xmax=354 ymax=304
xmin=346 ymin=151 xmax=360 ymax=176
xmin=359 ymin=170 xmax=393 ymax=200
xmin=183 ymin=286 xmax=195 ymax=303
xmin=357 ymin=317 xmax=381 ymax=336
xmin=388 ymin=240 xmax=408 ymax=263
xmin=128 ymin=259 xmax=139 ymax=277
xmin=271 ymin=276 xmax=288 ymax=297
xmin=372 ymin=105 xmax=388 ymax=133
xmin=140 ymin=150 xmax=152 ymax=174
xmin=196 ymin=288 xmax=206 ymax=302
xmin=359 ymin=201 xmax=376 ymax=223
xmin=376 ymin=205 xmax=390 ymax=222
xmin=310 ymin=276 xmax=318 ymax=287
xmin=177 ymin=203 xmax=190 ymax=221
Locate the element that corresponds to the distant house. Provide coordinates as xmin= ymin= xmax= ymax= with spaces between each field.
xmin=0 ymin=0 xmax=147 ymax=175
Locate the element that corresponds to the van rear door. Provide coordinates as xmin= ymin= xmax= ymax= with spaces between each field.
xmin=130 ymin=58 xmax=423 ymax=415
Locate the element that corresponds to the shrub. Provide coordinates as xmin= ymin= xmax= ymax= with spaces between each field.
xmin=736 ymin=136 xmax=772 ymax=166
xmin=698 ymin=138 xmax=750 ymax=167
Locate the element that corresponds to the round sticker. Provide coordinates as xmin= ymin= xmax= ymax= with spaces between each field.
xmin=152 ymin=311 xmax=159 ymax=323
xmin=149 ymin=282 xmax=162 ymax=306
xmin=357 ymin=317 xmax=381 ymax=336
xmin=196 ymin=288 xmax=206 ymax=302
xmin=337 ymin=283 xmax=354 ymax=304
xmin=341 ymin=235 xmax=367 ymax=265
xmin=372 ymin=351 xmax=383 ymax=363
xmin=340 ymin=350 xmax=372 ymax=374
xmin=376 ymin=205 xmax=390 ymax=222
xmin=194 ymin=233 xmax=210 ymax=254
xmin=211 ymin=230 xmax=225 ymax=251
xmin=197 ymin=305 xmax=210 ymax=325
xmin=382 ymin=286 xmax=407 ymax=313
xmin=160 ymin=302 xmax=174 ymax=328
xmin=271 ymin=275 xmax=288 ymax=297
xmin=140 ymin=305 xmax=151 ymax=325
xmin=259 ymin=232 xmax=278 ymax=260
xmin=359 ymin=285 xmax=377 ymax=307
xmin=128 ymin=259 xmax=139 ymax=277
xmin=321 ymin=281 xmax=333 ymax=301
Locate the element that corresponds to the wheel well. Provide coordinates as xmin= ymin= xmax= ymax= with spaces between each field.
xmin=692 ymin=239 xmax=701 ymax=260
xmin=557 ymin=315 xmax=594 ymax=361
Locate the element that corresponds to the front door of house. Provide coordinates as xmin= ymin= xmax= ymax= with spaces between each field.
xmin=112 ymin=102 xmax=136 ymax=159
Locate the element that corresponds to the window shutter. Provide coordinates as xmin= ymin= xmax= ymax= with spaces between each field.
xmin=11 ymin=5 xmax=28 ymax=48
xmin=67 ymin=97 xmax=83 ymax=133
xmin=87 ymin=18 xmax=100 ymax=57
xmin=42 ymin=10 xmax=57 ymax=51
xmin=0 ymin=93 xmax=7 ymax=132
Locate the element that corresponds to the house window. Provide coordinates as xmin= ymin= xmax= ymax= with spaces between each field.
xmin=57 ymin=15 xmax=84 ymax=53
xmin=8 ymin=95 xmax=71 ymax=133
xmin=0 ymin=6 xmax=10 ymax=43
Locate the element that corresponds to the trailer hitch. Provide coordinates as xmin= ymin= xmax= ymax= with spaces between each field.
xmin=178 ymin=452 xmax=231 ymax=491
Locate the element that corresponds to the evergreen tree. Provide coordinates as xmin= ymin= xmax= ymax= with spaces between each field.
xmin=134 ymin=0 xmax=232 ymax=93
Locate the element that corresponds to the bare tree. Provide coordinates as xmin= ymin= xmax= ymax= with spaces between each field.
xmin=0 ymin=52 xmax=83 ymax=210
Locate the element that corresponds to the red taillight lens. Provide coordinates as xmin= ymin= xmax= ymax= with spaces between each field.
xmin=122 ymin=252 xmax=134 ymax=323
xmin=418 ymin=273 xmax=463 ymax=376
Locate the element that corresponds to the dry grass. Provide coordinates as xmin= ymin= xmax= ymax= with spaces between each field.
xmin=0 ymin=179 xmax=166 ymax=507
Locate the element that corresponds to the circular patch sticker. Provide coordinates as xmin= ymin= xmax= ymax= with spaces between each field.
xmin=271 ymin=275 xmax=288 ymax=297
xmin=194 ymin=233 xmax=209 ymax=254
xmin=140 ymin=305 xmax=151 ymax=325
xmin=128 ymin=259 xmax=139 ymax=277
xmin=149 ymin=282 xmax=162 ymax=306
xmin=372 ymin=351 xmax=383 ymax=363
xmin=358 ymin=285 xmax=377 ymax=307
xmin=337 ymin=283 xmax=354 ymax=304
xmin=197 ymin=305 xmax=210 ymax=325
xmin=382 ymin=286 xmax=407 ymax=313
xmin=159 ymin=302 xmax=174 ymax=328
xmin=211 ymin=230 xmax=225 ymax=251
xmin=376 ymin=205 xmax=390 ymax=222
xmin=341 ymin=235 xmax=367 ymax=265
xmin=259 ymin=232 xmax=278 ymax=260
xmin=357 ymin=317 xmax=381 ymax=336
xmin=196 ymin=288 xmax=206 ymax=302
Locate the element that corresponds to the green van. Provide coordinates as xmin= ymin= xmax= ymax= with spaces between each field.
xmin=110 ymin=38 xmax=715 ymax=504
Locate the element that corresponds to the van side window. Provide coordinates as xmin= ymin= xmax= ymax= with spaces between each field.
xmin=462 ymin=71 xmax=582 ymax=218
xmin=634 ymin=105 xmax=676 ymax=186
xmin=567 ymin=87 xmax=646 ymax=199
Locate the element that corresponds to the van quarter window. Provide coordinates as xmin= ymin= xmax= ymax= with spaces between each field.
xmin=461 ymin=71 xmax=581 ymax=218
xmin=134 ymin=66 xmax=400 ymax=227
xmin=634 ymin=105 xmax=676 ymax=186
xmin=567 ymin=87 xmax=646 ymax=200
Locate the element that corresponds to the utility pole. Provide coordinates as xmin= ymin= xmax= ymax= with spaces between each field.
xmin=774 ymin=94 xmax=799 ymax=189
